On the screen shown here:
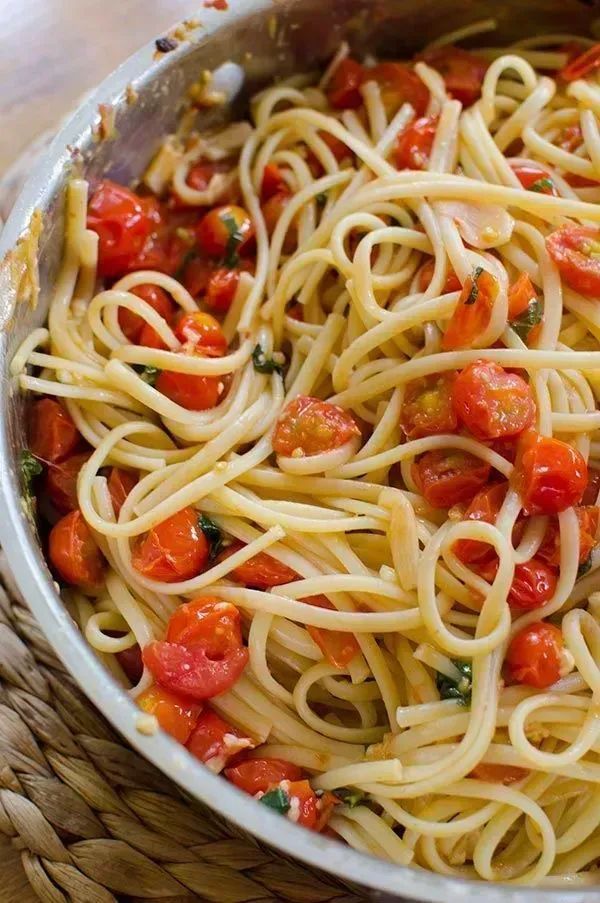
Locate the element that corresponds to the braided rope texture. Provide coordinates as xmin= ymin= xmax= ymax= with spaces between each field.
xmin=0 ymin=555 xmax=366 ymax=903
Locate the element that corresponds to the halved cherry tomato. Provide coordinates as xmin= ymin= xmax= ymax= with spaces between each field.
xmin=419 ymin=45 xmax=488 ymax=107
xmin=118 ymin=284 xmax=174 ymax=344
xmin=48 ymin=509 xmax=105 ymax=590
xmin=510 ymin=163 xmax=557 ymax=197
xmin=225 ymin=758 xmax=304 ymax=794
xmin=156 ymin=364 xmax=224 ymax=412
xmin=261 ymin=163 xmax=287 ymax=201
xmin=132 ymin=506 xmax=209 ymax=582
xmin=115 ymin=642 xmax=143 ymax=685
xmin=303 ymin=594 xmax=360 ymax=669
xmin=512 ymin=431 xmax=587 ymax=515
xmin=505 ymin=621 xmax=564 ymax=688
xmin=187 ymin=709 xmax=251 ymax=768
xmin=508 ymin=272 xmax=537 ymax=319
xmin=108 ymin=468 xmax=137 ymax=517
xmin=453 ymin=482 xmax=509 ymax=564
xmin=46 ymin=451 xmax=91 ymax=513
xmin=29 ymin=398 xmax=79 ymax=464
xmin=367 ymin=62 xmax=429 ymax=117
xmin=137 ymin=684 xmax=201 ymax=744
xmin=400 ymin=371 xmax=458 ymax=439
xmin=273 ymin=396 xmax=360 ymax=457
xmin=174 ymin=311 xmax=227 ymax=354
xmin=206 ymin=267 xmax=240 ymax=312
xmin=220 ymin=541 xmax=298 ymax=589
xmin=583 ymin=468 xmax=600 ymax=506
xmin=167 ymin=596 xmax=243 ymax=657
xmin=143 ymin=640 xmax=248 ymax=701
xmin=478 ymin=557 xmax=558 ymax=610
xmin=87 ymin=180 xmax=155 ymax=278
xmin=560 ymin=43 xmax=600 ymax=82
xmin=469 ymin=763 xmax=529 ymax=784
xmin=546 ymin=225 xmax=600 ymax=297
xmin=395 ymin=116 xmax=438 ymax=170
xmin=418 ymin=259 xmax=462 ymax=294
xmin=196 ymin=205 xmax=254 ymax=259
xmin=441 ymin=267 xmax=499 ymax=351
xmin=413 ymin=450 xmax=490 ymax=509
xmin=327 ymin=58 xmax=365 ymax=109
xmin=538 ymin=506 xmax=599 ymax=567
xmin=452 ymin=360 xmax=535 ymax=441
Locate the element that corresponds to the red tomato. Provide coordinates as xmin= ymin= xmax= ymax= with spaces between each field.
xmin=262 ymin=190 xmax=297 ymax=254
xmin=87 ymin=180 xmax=155 ymax=278
xmin=131 ymin=506 xmax=209 ymax=582
xmin=441 ymin=267 xmax=499 ymax=351
xmin=48 ymin=510 xmax=105 ymax=590
xmin=261 ymin=163 xmax=287 ymax=201
xmin=287 ymin=302 xmax=304 ymax=321
xmin=29 ymin=398 xmax=79 ymax=464
xmin=174 ymin=311 xmax=227 ymax=354
xmin=225 ymin=758 xmax=304 ymax=794
xmin=367 ymin=62 xmax=429 ymax=117
xmin=327 ymin=58 xmax=365 ymax=109
xmin=285 ymin=780 xmax=320 ymax=830
xmin=156 ymin=365 xmax=224 ymax=411
xmin=538 ymin=506 xmax=599 ymax=567
xmin=400 ymin=371 xmax=458 ymax=439
xmin=186 ymin=161 xmax=231 ymax=194
xmin=511 ymin=163 xmax=557 ymax=196
xmin=206 ymin=268 xmax=240 ymax=312
xmin=187 ymin=709 xmax=250 ymax=767
xmin=182 ymin=255 xmax=214 ymax=298
xmin=137 ymin=684 xmax=201 ymax=744
xmin=512 ymin=431 xmax=587 ymax=515
xmin=273 ymin=396 xmax=360 ymax=457
xmin=303 ymin=594 xmax=360 ymax=669
xmin=395 ymin=116 xmax=438 ymax=170
xmin=453 ymin=482 xmax=509 ymax=564
xmin=412 ymin=450 xmax=491 ymax=509
xmin=138 ymin=321 xmax=170 ymax=350
xmin=307 ymin=131 xmax=352 ymax=175
xmin=583 ymin=468 xmax=600 ymax=506
xmin=560 ymin=43 xmax=600 ymax=82
xmin=220 ymin=541 xmax=298 ymax=589
xmin=505 ymin=622 xmax=564 ymax=688
xmin=469 ymin=763 xmax=529 ymax=784
xmin=559 ymin=124 xmax=584 ymax=154
xmin=115 ymin=643 xmax=143 ymax=685
xmin=45 ymin=452 xmax=91 ymax=513
xmin=546 ymin=225 xmax=600 ymax=297
xmin=107 ymin=467 xmax=137 ymax=517
xmin=419 ymin=45 xmax=488 ymax=107
xmin=452 ymin=360 xmax=535 ymax=441
xmin=143 ymin=640 xmax=248 ymax=701
xmin=418 ymin=259 xmax=462 ymax=294
xmin=479 ymin=558 xmax=557 ymax=611
xmin=196 ymin=205 xmax=254 ymax=259
xmin=118 ymin=284 xmax=174 ymax=344
xmin=167 ymin=597 xmax=243 ymax=657
xmin=508 ymin=272 xmax=536 ymax=319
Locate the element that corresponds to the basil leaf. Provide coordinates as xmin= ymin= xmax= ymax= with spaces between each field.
xmin=315 ymin=192 xmax=327 ymax=208
xmin=138 ymin=366 xmax=160 ymax=386
xmin=436 ymin=660 xmax=472 ymax=706
xmin=20 ymin=450 xmax=43 ymax=521
xmin=578 ymin=555 xmax=593 ymax=579
xmin=199 ymin=513 xmax=223 ymax=560
xmin=530 ymin=177 xmax=554 ymax=194
xmin=335 ymin=787 xmax=365 ymax=808
xmin=511 ymin=298 xmax=543 ymax=343
xmin=252 ymin=344 xmax=284 ymax=375
xmin=260 ymin=786 xmax=290 ymax=814
xmin=465 ymin=266 xmax=484 ymax=305
xmin=221 ymin=212 xmax=245 ymax=268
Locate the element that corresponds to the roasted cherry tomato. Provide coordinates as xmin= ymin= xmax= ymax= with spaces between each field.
xmin=400 ymin=371 xmax=458 ymax=439
xmin=261 ymin=163 xmax=287 ymax=201
xmin=131 ymin=506 xmax=209 ymax=582
xmin=225 ymin=758 xmax=304 ymax=794
xmin=143 ymin=640 xmax=248 ymax=701
xmin=505 ymin=621 xmax=564 ymax=688
xmin=511 ymin=431 xmax=587 ymax=516
xmin=182 ymin=255 xmax=214 ymax=298
xmin=29 ymin=398 xmax=80 ymax=464
xmin=285 ymin=780 xmax=321 ymax=830
xmin=395 ymin=116 xmax=438 ymax=170
xmin=262 ymin=190 xmax=297 ymax=254
xmin=174 ymin=311 xmax=227 ymax=355
xmin=478 ymin=557 xmax=558 ymax=611
xmin=560 ymin=43 xmax=600 ymax=82
xmin=156 ymin=364 xmax=224 ymax=412
xmin=206 ymin=267 xmax=241 ymax=312
xmin=138 ymin=321 xmax=170 ymax=350
xmin=546 ymin=225 xmax=600 ymax=297
xmin=187 ymin=709 xmax=251 ymax=768
xmin=303 ymin=594 xmax=361 ymax=669
xmin=327 ymin=58 xmax=365 ymax=109
xmin=583 ymin=467 xmax=600 ymax=506
xmin=118 ymin=284 xmax=174 ymax=344
xmin=367 ymin=62 xmax=429 ymax=117
xmin=115 ymin=643 xmax=143 ymax=685
xmin=196 ymin=205 xmax=254 ymax=259
xmin=469 ymin=763 xmax=529 ymax=784
xmin=48 ymin=509 xmax=105 ymax=590
xmin=167 ymin=596 xmax=243 ymax=658
xmin=87 ymin=180 xmax=155 ymax=278
xmin=508 ymin=272 xmax=537 ymax=319
xmin=511 ymin=163 xmax=557 ymax=196
xmin=538 ymin=506 xmax=599 ymax=567
xmin=441 ymin=267 xmax=499 ymax=351
xmin=46 ymin=451 xmax=91 ymax=513
xmin=418 ymin=259 xmax=462 ymax=294
xmin=413 ymin=450 xmax=490 ymax=509
xmin=220 ymin=541 xmax=298 ymax=589
xmin=452 ymin=360 xmax=535 ymax=441
xmin=273 ymin=396 xmax=360 ymax=457
xmin=419 ymin=45 xmax=488 ymax=107
xmin=137 ymin=684 xmax=201 ymax=744
xmin=453 ymin=482 xmax=509 ymax=564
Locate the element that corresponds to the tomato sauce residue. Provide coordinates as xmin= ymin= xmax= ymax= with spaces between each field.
xmin=204 ymin=0 xmax=228 ymax=9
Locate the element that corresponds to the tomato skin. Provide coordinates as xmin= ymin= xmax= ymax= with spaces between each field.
xmin=225 ymin=758 xmax=304 ymax=794
xmin=303 ymin=594 xmax=360 ymax=669
xmin=182 ymin=255 xmax=214 ymax=298
xmin=174 ymin=311 xmax=227 ymax=354
xmin=115 ymin=643 xmax=143 ymax=685
xmin=131 ymin=506 xmax=209 ymax=582
xmin=261 ymin=163 xmax=287 ymax=201
xmin=453 ymin=482 xmax=509 ymax=564
xmin=508 ymin=559 xmax=558 ymax=611
xmin=400 ymin=371 xmax=458 ymax=440
xmin=413 ymin=450 xmax=491 ymax=509
xmin=538 ymin=506 xmax=599 ymax=567
xmin=273 ymin=396 xmax=360 ymax=457
xmin=512 ymin=431 xmax=587 ymax=516
xmin=285 ymin=780 xmax=320 ymax=830
xmin=395 ymin=116 xmax=438 ymax=170
xmin=262 ymin=190 xmax=297 ymax=253
xmin=327 ymin=58 xmax=365 ymax=109
xmin=367 ymin=62 xmax=429 ymax=117
xmin=546 ymin=225 xmax=600 ymax=297
xmin=137 ymin=684 xmax=201 ymax=744
xmin=511 ymin=163 xmax=557 ymax=196
xmin=48 ymin=510 xmax=105 ymax=591
xmin=186 ymin=709 xmax=250 ymax=766
xmin=105 ymin=468 xmax=137 ymax=518
xmin=143 ymin=640 xmax=249 ymax=701
xmin=442 ymin=268 xmax=499 ymax=351
xmin=560 ymin=43 xmax=600 ymax=82
xmin=506 ymin=622 xmax=564 ymax=688
xmin=583 ymin=468 xmax=600 ymax=506
xmin=469 ymin=763 xmax=529 ymax=784
xmin=452 ymin=360 xmax=535 ymax=441
xmin=87 ymin=180 xmax=155 ymax=279
xmin=508 ymin=273 xmax=536 ymax=319
xmin=419 ymin=46 xmax=488 ymax=107
xmin=220 ymin=541 xmax=298 ymax=589
xmin=196 ymin=205 xmax=254 ymax=259
xmin=118 ymin=284 xmax=174 ymax=344
xmin=156 ymin=366 xmax=224 ymax=412
xmin=29 ymin=398 xmax=80 ymax=465
xmin=46 ymin=452 xmax=91 ymax=514
xmin=206 ymin=268 xmax=240 ymax=312
xmin=418 ymin=259 xmax=462 ymax=294
xmin=166 ymin=597 xmax=243 ymax=657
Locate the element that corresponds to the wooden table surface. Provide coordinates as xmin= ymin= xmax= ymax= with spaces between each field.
xmin=0 ymin=2 xmax=201 ymax=897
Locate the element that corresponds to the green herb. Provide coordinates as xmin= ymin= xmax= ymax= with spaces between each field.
xmin=260 ymin=786 xmax=290 ymax=814
xmin=335 ymin=787 xmax=365 ymax=808
xmin=465 ymin=266 xmax=484 ymax=305
xmin=199 ymin=513 xmax=223 ymax=560
xmin=530 ymin=177 xmax=555 ymax=194
xmin=436 ymin=660 xmax=472 ymax=706
xmin=578 ymin=555 xmax=593 ymax=579
xmin=20 ymin=450 xmax=43 ymax=521
xmin=139 ymin=366 xmax=160 ymax=386
xmin=222 ymin=212 xmax=245 ymax=268
xmin=511 ymin=298 xmax=543 ymax=343
xmin=316 ymin=192 xmax=327 ymax=208
xmin=174 ymin=248 xmax=198 ymax=281
xmin=252 ymin=344 xmax=284 ymax=375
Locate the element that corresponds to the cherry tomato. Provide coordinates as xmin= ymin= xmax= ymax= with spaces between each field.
xmin=395 ymin=116 xmax=438 ymax=170
xmin=87 ymin=180 xmax=155 ymax=278
xmin=206 ymin=268 xmax=240 ymax=312
xmin=546 ymin=225 xmax=600 ymax=297
xmin=186 ymin=160 xmax=232 ymax=193
xmin=453 ymin=482 xmax=509 ymax=564
xmin=118 ymin=284 xmax=174 ymax=344
xmin=508 ymin=272 xmax=537 ymax=319
xmin=400 ymin=371 xmax=458 ymax=439
xmin=225 ymin=758 xmax=304 ymax=795
xmin=418 ymin=259 xmax=462 ymax=294
xmin=412 ymin=450 xmax=491 ymax=509
xmin=187 ymin=709 xmax=250 ymax=767
xmin=538 ymin=506 xmax=599 ymax=567
xmin=303 ymin=594 xmax=360 ymax=669
xmin=452 ymin=360 xmax=535 ymax=441
xmin=143 ymin=640 xmax=248 ymax=701
xmin=115 ymin=643 xmax=143 ymax=685
xmin=262 ymin=190 xmax=297 ymax=254
xmin=29 ymin=398 xmax=80 ymax=464
xmin=137 ymin=684 xmax=201 ymax=744
xmin=307 ymin=131 xmax=352 ymax=175
xmin=273 ymin=396 xmax=360 ymax=457
xmin=196 ymin=205 xmax=254 ymax=259
xmin=512 ymin=431 xmax=587 ymax=516
xmin=182 ymin=255 xmax=214 ymax=298
xmin=46 ymin=452 xmax=91 ymax=514
xmin=167 ymin=596 xmax=243 ymax=658
xmin=138 ymin=321 xmax=170 ymax=350
xmin=48 ymin=509 xmax=105 ymax=590
xmin=560 ymin=43 xmax=600 ymax=82
xmin=131 ymin=506 xmax=209 ymax=582
xmin=508 ymin=559 xmax=558 ymax=610
xmin=220 ymin=541 xmax=298 ymax=589
xmin=285 ymin=780 xmax=320 ymax=830
xmin=469 ymin=763 xmax=529 ymax=784
xmin=107 ymin=467 xmax=138 ymax=517
xmin=441 ymin=267 xmax=499 ymax=351
xmin=174 ymin=311 xmax=227 ymax=354
xmin=287 ymin=302 xmax=304 ymax=321
xmin=583 ymin=467 xmax=600 ymax=506
xmin=156 ymin=365 xmax=224 ymax=412
xmin=327 ymin=58 xmax=365 ymax=109
xmin=261 ymin=163 xmax=287 ymax=201
xmin=367 ymin=62 xmax=430 ymax=117
xmin=511 ymin=163 xmax=557 ymax=196
xmin=419 ymin=45 xmax=488 ymax=107
xmin=505 ymin=621 xmax=564 ymax=688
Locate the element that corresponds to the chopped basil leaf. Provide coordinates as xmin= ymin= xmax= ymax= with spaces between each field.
xmin=20 ymin=450 xmax=43 ymax=521
xmin=199 ymin=513 xmax=223 ymax=560
xmin=222 ymin=213 xmax=245 ymax=268
xmin=316 ymin=192 xmax=327 ymax=208
xmin=252 ymin=344 xmax=284 ymax=375
xmin=578 ymin=555 xmax=593 ymax=579
xmin=260 ymin=786 xmax=290 ymax=814
xmin=436 ymin=660 xmax=472 ymax=706
xmin=335 ymin=787 xmax=365 ymax=808
xmin=465 ymin=266 xmax=484 ymax=305
xmin=138 ymin=366 xmax=160 ymax=386
xmin=530 ymin=177 xmax=554 ymax=194
xmin=511 ymin=298 xmax=543 ymax=343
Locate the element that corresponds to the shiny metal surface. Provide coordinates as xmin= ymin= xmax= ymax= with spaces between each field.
xmin=0 ymin=2 xmax=599 ymax=899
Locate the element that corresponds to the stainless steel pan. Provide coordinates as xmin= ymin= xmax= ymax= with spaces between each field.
xmin=0 ymin=2 xmax=598 ymax=899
